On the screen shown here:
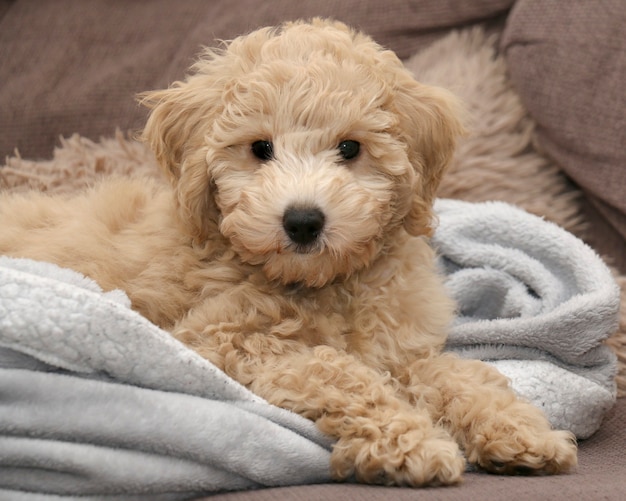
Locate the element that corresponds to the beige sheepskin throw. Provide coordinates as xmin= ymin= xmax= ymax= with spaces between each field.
xmin=2 ymin=29 xmax=624 ymax=394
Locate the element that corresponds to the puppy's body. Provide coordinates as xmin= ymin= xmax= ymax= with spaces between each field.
xmin=0 ymin=176 xmax=448 ymax=363
xmin=0 ymin=19 xmax=576 ymax=486
xmin=0 ymin=178 xmax=195 ymax=327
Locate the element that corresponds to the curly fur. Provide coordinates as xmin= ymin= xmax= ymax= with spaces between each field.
xmin=0 ymin=19 xmax=576 ymax=486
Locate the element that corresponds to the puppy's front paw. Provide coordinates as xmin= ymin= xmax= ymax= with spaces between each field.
xmin=330 ymin=415 xmax=465 ymax=487
xmin=468 ymin=416 xmax=578 ymax=475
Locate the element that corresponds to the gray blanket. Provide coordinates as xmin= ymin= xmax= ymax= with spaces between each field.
xmin=0 ymin=199 xmax=619 ymax=499
xmin=434 ymin=199 xmax=618 ymax=439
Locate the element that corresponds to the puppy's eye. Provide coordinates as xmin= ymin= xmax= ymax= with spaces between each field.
xmin=338 ymin=140 xmax=360 ymax=161
xmin=251 ymin=140 xmax=274 ymax=161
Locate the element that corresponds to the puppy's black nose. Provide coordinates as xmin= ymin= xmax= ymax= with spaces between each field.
xmin=282 ymin=207 xmax=325 ymax=245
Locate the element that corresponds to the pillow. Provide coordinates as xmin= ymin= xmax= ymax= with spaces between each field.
xmin=501 ymin=0 xmax=626 ymax=265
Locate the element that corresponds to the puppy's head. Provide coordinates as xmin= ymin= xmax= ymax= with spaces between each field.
xmin=140 ymin=19 xmax=463 ymax=287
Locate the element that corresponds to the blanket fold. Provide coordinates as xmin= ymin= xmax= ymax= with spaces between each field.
xmin=0 ymin=257 xmax=333 ymax=500
xmin=434 ymin=199 xmax=619 ymax=438
xmin=0 ymin=368 xmax=332 ymax=496
xmin=0 ymin=199 xmax=620 ymax=499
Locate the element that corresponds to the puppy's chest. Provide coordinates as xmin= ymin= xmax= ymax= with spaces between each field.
xmin=266 ymin=284 xmax=356 ymax=348
xmin=272 ymin=281 xmax=408 ymax=353
xmin=184 ymin=262 xmax=420 ymax=357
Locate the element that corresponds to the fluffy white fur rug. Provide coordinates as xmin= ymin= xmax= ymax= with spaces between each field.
xmin=2 ymin=28 xmax=624 ymax=393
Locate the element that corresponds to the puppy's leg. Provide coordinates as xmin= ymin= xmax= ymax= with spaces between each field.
xmin=177 ymin=326 xmax=464 ymax=486
xmin=401 ymin=354 xmax=577 ymax=475
xmin=258 ymin=346 xmax=467 ymax=486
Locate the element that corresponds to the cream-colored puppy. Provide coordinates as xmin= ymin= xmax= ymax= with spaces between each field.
xmin=0 ymin=19 xmax=576 ymax=486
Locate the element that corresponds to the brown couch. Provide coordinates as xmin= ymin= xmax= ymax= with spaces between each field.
xmin=1 ymin=0 xmax=625 ymax=499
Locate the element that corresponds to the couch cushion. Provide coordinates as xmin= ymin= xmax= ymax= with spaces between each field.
xmin=0 ymin=0 xmax=513 ymax=160
xmin=0 ymin=0 xmax=12 ymax=20
xmin=501 ymin=0 xmax=626 ymax=262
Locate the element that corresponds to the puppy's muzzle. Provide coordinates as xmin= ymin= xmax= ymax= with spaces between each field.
xmin=282 ymin=206 xmax=325 ymax=246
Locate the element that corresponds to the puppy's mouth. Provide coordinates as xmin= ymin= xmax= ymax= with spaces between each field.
xmin=290 ymin=242 xmax=322 ymax=255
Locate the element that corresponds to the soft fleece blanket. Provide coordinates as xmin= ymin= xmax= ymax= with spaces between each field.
xmin=0 ymin=199 xmax=619 ymax=499
xmin=433 ymin=200 xmax=619 ymax=439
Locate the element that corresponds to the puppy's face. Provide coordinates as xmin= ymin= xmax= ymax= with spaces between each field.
xmin=141 ymin=19 xmax=463 ymax=287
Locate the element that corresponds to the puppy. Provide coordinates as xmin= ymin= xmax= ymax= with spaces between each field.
xmin=0 ymin=19 xmax=576 ymax=486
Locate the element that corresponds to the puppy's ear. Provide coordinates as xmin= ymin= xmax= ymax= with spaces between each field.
xmin=393 ymin=76 xmax=465 ymax=237
xmin=139 ymin=80 xmax=221 ymax=242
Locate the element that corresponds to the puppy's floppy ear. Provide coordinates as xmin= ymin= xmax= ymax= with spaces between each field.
xmin=139 ymin=78 xmax=221 ymax=242
xmin=392 ymin=75 xmax=465 ymax=237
